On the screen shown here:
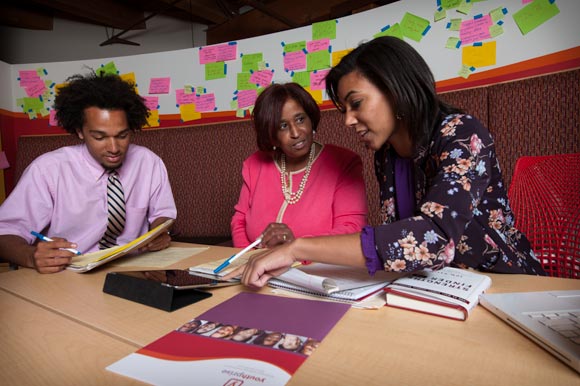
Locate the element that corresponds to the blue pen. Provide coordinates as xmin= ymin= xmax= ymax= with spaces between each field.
xmin=30 ymin=231 xmax=83 ymax=256
xmin=214 ymin=236 xmax=262 ymax=274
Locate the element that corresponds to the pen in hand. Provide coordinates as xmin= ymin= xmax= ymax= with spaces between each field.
xmin=214 ymin=236 xmax=262 ymax=274
xmin=30 ymin=231 xmax=83 ymax=256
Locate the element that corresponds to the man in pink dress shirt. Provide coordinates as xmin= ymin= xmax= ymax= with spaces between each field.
xmin=0 ymin=72 xmax=177 ymax=273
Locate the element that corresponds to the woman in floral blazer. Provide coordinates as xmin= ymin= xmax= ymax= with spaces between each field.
xmin=228 ymin=36 xmax=545 ymax=289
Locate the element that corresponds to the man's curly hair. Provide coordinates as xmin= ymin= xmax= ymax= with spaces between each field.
xmin=54 ymin=71 xmax=149 ymax=134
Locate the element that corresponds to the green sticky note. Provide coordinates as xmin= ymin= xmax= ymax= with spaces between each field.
xmin=440 ymin=0 xmax=463 ymax=10
xmin=458 ymin=64 xmax=473 ymax=79
xmin=446 ymin=37 xmax=461 ymax=49
xmin=230 ymin=100 xmax=238 ymax=110
xmin=434 ymin=9 xmax=447 ymax=22
xmin=242 ymin=53 xmax=263 ymax=72
xmin=489 ymin=24 xmax=504 ymax=38
xmin=22 ymin=97 xmax=44 ymax=112
xmin=513 ymin=0 xmax=560 ymax=36
xmin=39 ymin=107 xmax=51 ymax=117
xmin=457 ymin=2 xmax=473 ymax=15
xmin=306 ymin=50 xmax=330 ymax=72
xmin=401 ymin=12 xmax=430 ymax=42
xmin=448 ymin=18 xmax=462 ymax=31
xmin=292 ymin=71 xmax=310 ymax=88
xmin=283 ymin=41 xmax=306 ymax=53
xmin=374 ymin=23 xmax=404 ymax=40
xmin=205 ymin=62 xmax=226 ymax=80
xmin=237 ymin=72 xmax=258 ymax=90
xmin=489 ymin=7 xmax=506 ymax=23
xmin=312 ymin=20 xmax=336 ymax=40
xmin=96 ymin=61 xmax=118 ymax=76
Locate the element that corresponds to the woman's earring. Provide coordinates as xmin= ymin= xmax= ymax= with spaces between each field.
xmin=273 ymin=145 xmax=277 ymax=151
xmin=313 ymin=129 xmax=316 ymax=135
xmin=396 ymin=113 xmax=403 ymax=120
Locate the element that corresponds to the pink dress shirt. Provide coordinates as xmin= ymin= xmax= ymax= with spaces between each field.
xmin=0 ymin=144 xmax=176 ymax=253
xmin=231 ymin=144 xmax=368 ymax=247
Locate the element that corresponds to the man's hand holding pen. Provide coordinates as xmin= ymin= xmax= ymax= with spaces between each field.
xmin=31 ymin=236 xmax=77 ymax=274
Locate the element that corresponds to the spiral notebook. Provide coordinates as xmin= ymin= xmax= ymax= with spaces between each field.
xmin=268 ymin=264 xmax=401 ymax=303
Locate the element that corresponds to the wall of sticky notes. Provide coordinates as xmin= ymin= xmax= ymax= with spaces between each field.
xmin=2 ymin=0 xmax=579 ymax=121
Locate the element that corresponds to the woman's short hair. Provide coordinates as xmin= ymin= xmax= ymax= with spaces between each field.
xmin=252 ymin=83 xmax=320 ymax=151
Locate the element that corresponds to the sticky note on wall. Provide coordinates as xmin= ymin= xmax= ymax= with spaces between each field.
xmin=462 ymin=41 xmax=497 ymax=68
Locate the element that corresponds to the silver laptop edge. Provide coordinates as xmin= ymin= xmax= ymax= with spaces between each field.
xmin=480 ymin=291 xmax=580 ymax=374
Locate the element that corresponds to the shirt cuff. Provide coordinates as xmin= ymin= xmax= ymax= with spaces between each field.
xmin=361 ymin=226 xmax=383 ymax=275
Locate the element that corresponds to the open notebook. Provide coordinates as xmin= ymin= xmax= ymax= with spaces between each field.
xmin=268 ymin=263 xmax=402 ymax=303
xmin=480 ymin=290 xmax=580 ymax=373
xmin=67 ymin=219 xmax=175 ymax=273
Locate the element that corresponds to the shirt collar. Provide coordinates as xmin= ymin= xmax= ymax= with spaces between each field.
xmin=80 ymin=144 xmax=114 ymax=182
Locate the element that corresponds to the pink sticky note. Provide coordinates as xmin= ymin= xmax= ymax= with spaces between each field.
xmin=194 ymin=93 xmax=216 ymax=112
xmin=24 ymin=80 xmax=47 ymax=97
xmin=143 ymin=96 xmax=159 ymax=110
xmin=460 ymin=15 xmax=492 ymax=45
xmin=307 ymin=38 xmax=330 ymax=53
xmin=149 ymin=77 xmax=171 ymax=94
xmin=310 ymin=69 xmax=330 ymax=90
xmin=19 ymin=70 xmax=40 ymax=80
xmin=49 ymin=109 xmax=59 ymax=126
xmin=249 ymin=70 xmax=274 ymax=88
xmin=0 ymin=151 xmax=9 ymax=169
xmin=237 ymin=89 xmax=258 ymax=109
xmin=284 ymin=51 xmax=307 ymax=71
xmin=199 ymin=43 xmax=237 ymax=64
xmin=175 ymin=89 xmax=197 ymax=105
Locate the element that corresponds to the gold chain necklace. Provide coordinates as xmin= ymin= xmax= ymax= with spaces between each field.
xmin=280 ymin=143 xmax=316 ymax=205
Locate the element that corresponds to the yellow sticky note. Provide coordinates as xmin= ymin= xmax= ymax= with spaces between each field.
xmin=146 ymin=110 xmax=160 ymax=127
xmin=120 ymin=72 xmax=136 ymax=84
xmin=305 ymin=87 xmax=323 ymax=104
xmin=462 ymin=41 xmax=496 ymax=68
xmin=179 ymin=103 xmax=201 ymax=122
xmin=54 ymin=83 xmax=67 ymax=95
xmin=332 ymin=49 xmax=352 ymax=67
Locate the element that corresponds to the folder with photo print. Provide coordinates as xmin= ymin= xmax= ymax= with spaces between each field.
xmin=107 ymin=292 xmax=350 ymax=385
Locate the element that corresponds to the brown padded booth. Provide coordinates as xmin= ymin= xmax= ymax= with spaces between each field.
xmin=14 ymin=69 xmax=580 ymax=244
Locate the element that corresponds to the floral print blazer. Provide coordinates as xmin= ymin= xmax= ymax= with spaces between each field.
xmin=372 ymin=113 xmax=545 ymax=275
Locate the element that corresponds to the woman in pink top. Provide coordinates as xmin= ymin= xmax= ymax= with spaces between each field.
xmin=231 ymin=83 xmax=367 ymax=248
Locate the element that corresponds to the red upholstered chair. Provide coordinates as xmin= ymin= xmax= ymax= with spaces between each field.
xmin=508 ymin=153 xmax=580 ymax=278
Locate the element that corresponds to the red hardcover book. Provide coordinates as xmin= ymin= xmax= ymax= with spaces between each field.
xmin=384 ymin=267 xmax=492 ymax=321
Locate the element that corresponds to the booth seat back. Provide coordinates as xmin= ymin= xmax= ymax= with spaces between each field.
xmin=14 ymin=69 xmax=580 ymax=243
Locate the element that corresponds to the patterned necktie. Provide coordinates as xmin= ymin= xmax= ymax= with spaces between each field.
xmin=99 ymin=171 xmax=126 ymax=249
